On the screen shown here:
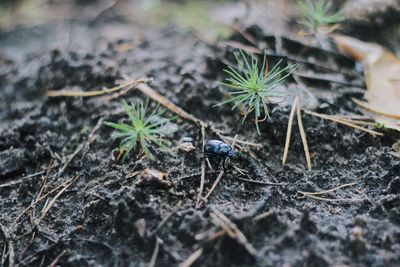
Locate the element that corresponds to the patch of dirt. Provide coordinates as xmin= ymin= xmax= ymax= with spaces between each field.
xmin=1 ymin=18 xmax=400 ymax=267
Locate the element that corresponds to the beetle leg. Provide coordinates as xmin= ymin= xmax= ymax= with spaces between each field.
xmin=206 ymin=157 xmax=213 ymax=170
xmin=222 ymin=158 xmax=227 ymax=172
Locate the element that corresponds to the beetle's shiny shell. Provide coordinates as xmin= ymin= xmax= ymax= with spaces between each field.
xmin=204 ymin=140 xmax=235 ymax=157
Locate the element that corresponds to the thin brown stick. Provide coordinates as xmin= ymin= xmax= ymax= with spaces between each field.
xmin=47 ymin=79 xmax=148 ymax=97
xmin=49 ymin=250 xmax=67 ymax=267
xmin=202 ymin=170 xmax=225 ymax=204
xmin=148 ymin=213 xmax=174 ymax=237
xmin=179 ymin=248 xmax=203 ymax=267
xmin=177 ymin=171 xmax=218 ymax=181
xmin=39 ymin=177 xmax=77 ymax=222
xmin=298 ymin=192 xmax=363 ymax=202
xmin=298 ymin=182 xmax=362 ymax=202
xmin=195 ymin=229 xmax=225 ymax=242
xmin=330 ymin=116 xmax=376 ymax=126
xmin=282 ymin=96 xmax=298 ymax=165
xmin=136 ymin=83 xmax=203 ymax=125
xmin=296 ymin=100 xmax=312 ymax=170
xmin=31 ymin=161 xmax=53 ymax=219
xmin=14 ymin=176 xmax=77 ymax=223
xmin=304 ymin=110 xmax=383 ymax=136
xmin=219 ymin=41 xmax=262 ymax=54
xmin=148 ymin=237 xmax=162 ymax=267
xmin=231 ymin=25 xmax=258 ymax=47
xmin=0 ymin=171 xmax=45 ymax=189
xmin=235 ymin=177 xmax=285 ymax=186
xmin=263 ymin=54 xmax=269 ymax=79
xmin=195 ymin=125 xmax=207 ymax=209
xmin=298 ymin=182 xmax=356 ymax=196
xmin=352 ymin=98 xmax=400 ymax=120
xmin=210 ymin=208 xmax=258 ymax=257
xmin=218 ymin=135 xmax=262 ymax=147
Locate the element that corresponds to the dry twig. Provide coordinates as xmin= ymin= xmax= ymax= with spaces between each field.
xmin=14 ymin=176 xmax=78 ymax=223
xmin=210 ymin=208 xmax=258 ymax=257
xmin=296 ymin=101 xmax=312 ymax=170
xmin=136 ymin=83 xmax=202 ymax=125
xmin=352 ymin=98 xmax=400 ymax=120
xmin=282 ymin=96 xmax=298 ymax=165
xmin=39 ymin=177 xmax=78 ymax=222
xmin=304 ymin=110 xmax=383 ymax=136
xmin=298 ymin=182 xmax=362 ymax=202
xmin=195 ymin=125 xmax=207 ymax=209
xmin=179 ymin=248 xmax=203 ymax=267
xmin=47 ymin=78 xmax=149 ymax=97
xmin=235 ymin=177 xmax=285 ymax=186
xmin=148 ymin=237 xmax=162 ymax=267
xmin=49 ymin=250 xmax=67 ymax=267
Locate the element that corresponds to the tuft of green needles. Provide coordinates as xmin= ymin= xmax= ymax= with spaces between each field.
xmin=297 ymin=0 xmax=344 ymax=31
xmin=104 ymin=99 xmax=171 ymax=162
xmin=216 ymin=49 xmax=298 ymax=134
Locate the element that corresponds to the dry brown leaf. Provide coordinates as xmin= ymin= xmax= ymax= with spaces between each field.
xmin=390 ymin=139 xmax=400 ymax=158
xmin=127 ymin=169 xmax=172 ymax=189
xmin=333 ymin=35 xmax=400 ymax=131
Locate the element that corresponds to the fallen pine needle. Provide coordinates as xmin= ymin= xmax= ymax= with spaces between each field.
xmin=235 ymin=177 xmax=285 ymax=186
xmin=298 ymin=182 xmax=362 ymax=202
xmin=14 ymin=176 xmax=77 ymax=223
xmin=49 ymin=250 xmax=67 ymax=267
xmin=148 ymin=237 xmax=162 ymax=267
xmin=137 ymin=83 xmax=203 ymax=125
xmin=218 ymin=135 xmax=263 ymax=147
xmin=47 ymin=78 xmax=149 ymax=97
xmin=39 ymin=176 xmax=78 ymax=222
xmin=296 ymin=100 xmax=312 ymax=170
xmin=282 ymin=96 xmax=298 ymax=165
xmin=304 ymin=110 xmax=383 ymax=136
xmin=330 ymin=115 xmax=376 ymax=126
xmin=352 ymin=98 xmax=400 ymax=120
xmin=202 ymin=170 xmax=225 ymax=203
xmin=195 ymin=125 xmax=207 ymax=209
xmin=298 ymin=182 xmax=356 ymax=196
xmin=179 ymin=248 xmax=203 ymax=267
xmin=210 ymin=208 xmax=258 ymax=257
xmin=298 ymin=193 xmax=363 ymax=202
xmin=220 ymin=40 xmax=262 ymax=54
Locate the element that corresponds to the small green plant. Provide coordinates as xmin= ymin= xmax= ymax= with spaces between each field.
xmin=104 ymin=99 xmax=171 ymax=162
xmin=216 ymin=49 xmax=298 ymax=134
xmin=297 ymin=0 xmax=344 ymax=31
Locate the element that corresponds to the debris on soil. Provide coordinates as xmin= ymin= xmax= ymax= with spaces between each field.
xmin=128 ymin=169 xmax=173 ymax=189
xmin=1 ymin=1 xmax=400 ymax=266
xmin=334 ymin=35 xmax=400 ymax=131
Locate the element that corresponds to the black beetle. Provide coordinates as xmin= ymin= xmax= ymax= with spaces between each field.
xmin=204 ymin=140 xmax=235 ymax=170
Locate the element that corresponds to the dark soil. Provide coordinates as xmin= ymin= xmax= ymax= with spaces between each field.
xmin=1 ymin=19 xmax=400 ymax=267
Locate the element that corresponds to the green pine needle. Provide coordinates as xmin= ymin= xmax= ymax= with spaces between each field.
xmin=104 ymin=99 xmax=171 ymax=162
xmin=216 ymin=49 xmax=298 ymax=134
xmin=297 ymin=0 xmax=344 ymax=31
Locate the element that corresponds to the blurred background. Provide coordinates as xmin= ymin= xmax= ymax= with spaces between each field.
xmin=0 ymin=0 xmax=399 ymax=62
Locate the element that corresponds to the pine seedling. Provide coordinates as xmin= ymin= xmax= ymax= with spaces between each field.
xmin=216 ymin=49 xmax=298 ymax=134
xmin=104 ymin=99 xmax=171 ymax=162
xmin=297 ymin=0 xmax=344 ymax=32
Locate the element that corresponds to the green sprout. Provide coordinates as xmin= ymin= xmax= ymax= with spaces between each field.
xmin=216 ymin=49 xmax=298 ymax=134
xmin=297 ymin=0 xmax=344 ymax=31
xmin=104 ymin=99 xmax=171 ymax=162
